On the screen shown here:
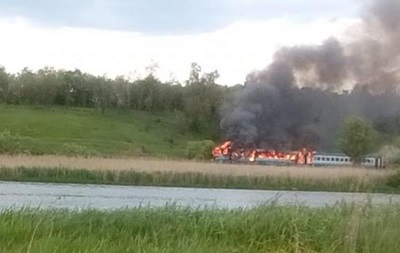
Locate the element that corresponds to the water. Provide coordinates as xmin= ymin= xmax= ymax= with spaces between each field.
xmin=1 ymin=181 xmax=400 ymax=210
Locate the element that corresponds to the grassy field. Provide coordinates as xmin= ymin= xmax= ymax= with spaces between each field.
xmin=0 ymin=155 xmax=398 ymax=193
xmin=0 ymin=105 xmax=208 ymax=157
xmin=1 ymin=203 xmax=400 ymax=253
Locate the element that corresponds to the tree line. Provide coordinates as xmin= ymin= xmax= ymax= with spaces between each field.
xmin=0 ymin=63 xmax=235 ymax=135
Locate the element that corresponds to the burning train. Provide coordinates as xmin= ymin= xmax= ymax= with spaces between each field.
xmin=212 ymin=141 xmax=313 ymax=166
xmin=212 ymin=141 xmax=384 ymax=168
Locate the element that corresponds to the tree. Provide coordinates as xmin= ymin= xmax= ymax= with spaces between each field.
xmin=184 ymin=62 xmax=222 ymax=133
xmin=35 ymin=67 xmax=60 ymax=106
xmin=0 ymin=66 xmax=9 ymax=103
xmin=338 ymin=116 xmax=377 ymax=165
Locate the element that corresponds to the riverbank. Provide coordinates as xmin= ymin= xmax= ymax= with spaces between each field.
xmin=0 ymin=156 xmax=399 ymax=192
xmin=1 ymin=203 xmax=399 ymax=252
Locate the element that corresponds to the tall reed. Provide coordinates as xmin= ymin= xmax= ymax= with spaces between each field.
xmin=0 ymin=166 xmax=398 ymax=193
xmin=0 ymin=203 xmax=400 ymax=252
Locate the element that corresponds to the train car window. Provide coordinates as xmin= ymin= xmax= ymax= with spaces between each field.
xmin=322 ymin=157 xmax=325 ymax=161
xmin=340 ymin=158 xmax=344 ymax=162
xmin=335 ymin=158 xmax=339 ymax=162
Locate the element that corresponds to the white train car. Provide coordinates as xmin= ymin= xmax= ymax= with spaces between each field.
xmin=313 ymin=152 xmax=384 ymax=168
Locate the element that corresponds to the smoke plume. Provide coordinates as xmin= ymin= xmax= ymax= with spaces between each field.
xmin=220 ymin=0 xmax=400 ymax=151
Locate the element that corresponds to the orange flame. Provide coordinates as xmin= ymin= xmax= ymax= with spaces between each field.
xmin=212 ymin=140 xmax=314 ymax=165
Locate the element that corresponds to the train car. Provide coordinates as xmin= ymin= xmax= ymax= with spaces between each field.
xmin=212 ymin=141 xmax=385 ymax=168
xmin=313 ymin=152 xmax=384 ymax=168
xmin=214 ymin=154 xmax=296 ymax=166
xmin=215 ymin=157 xmax=295 ymax=166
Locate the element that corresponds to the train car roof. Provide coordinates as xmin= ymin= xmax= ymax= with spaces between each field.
xmin=314 ymin=152 xmax=348 ymax=156
xmin=314 ymin=152 xmax=381 ymax=158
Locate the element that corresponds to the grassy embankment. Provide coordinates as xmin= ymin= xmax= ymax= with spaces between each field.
xmin=0 ymin=105 xmax=209 ymax=158
xmin=1 ymin=203 xmax=400 ymax=253
xmin=1 ymin=105 xmax=400 ymax=193
xmin=1 ymin=155 xmax=400 ymax=193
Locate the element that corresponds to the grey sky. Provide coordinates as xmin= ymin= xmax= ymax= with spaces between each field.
xmin=0 ymin=0 xmax=360 ymax=34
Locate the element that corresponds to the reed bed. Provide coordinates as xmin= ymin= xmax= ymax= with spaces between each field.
xmin=0 ymin=154 xmax=397 ymax=192
xmin=1 ymin=203 xmax=400 ymax=253
xmin=0 ymin=164 xmax=398 ymax=193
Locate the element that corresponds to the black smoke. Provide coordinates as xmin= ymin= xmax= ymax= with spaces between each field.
xmin=220 ymin=0 xmax=400 ymax=151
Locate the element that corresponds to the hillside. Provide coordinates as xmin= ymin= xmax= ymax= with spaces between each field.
xmin=0 ymin=105 xmax=211 ymax=158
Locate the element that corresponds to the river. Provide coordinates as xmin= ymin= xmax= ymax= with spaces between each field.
xmin=1 ymin=181 xmax=400 ymax=210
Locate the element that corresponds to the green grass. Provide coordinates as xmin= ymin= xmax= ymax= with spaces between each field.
xmin=1 ymin=203 xmax=400 ymax=252
xmin=0 ymin=105 xmax=207 ymax=157
xmin=1 ymin=166 xmax=399 ymax=193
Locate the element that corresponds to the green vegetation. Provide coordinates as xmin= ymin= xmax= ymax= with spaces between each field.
xmin=0 ymin=105 xmax=212 ymax=157
xmin=0 ymin=166 xmax=399 ymax=193
xmin=0 ymin=64 xmax=227 ymax=137
xmin=185 ymin=140 xmax=215 ymax=160
xmin=0 ymin=63 xmax=230 ymax=159
xmin=1 ymin=203 xmax=400 ymax=252
xmin=339 ymin=117 xmax=377 ymax=165
xmin=0 ymin=130 xmax=26 ymax=154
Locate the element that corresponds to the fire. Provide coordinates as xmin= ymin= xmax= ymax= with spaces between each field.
xmin=249 ymin=150 xmax=256 ymax=162
xmin=212 ymin=141 xmax=232 ymax=157
xmin=212 ymin=141 xmax=314 ymax=166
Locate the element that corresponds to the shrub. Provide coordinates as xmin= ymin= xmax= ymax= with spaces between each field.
xmin=385 ymin=169 xmax=400 ymax=189
xmin=61 ymin=143 xmax=99 ymax=157
xmin=140 ymin=145 xmax=151 ymax=155
xmin=0 ymin=130 xmax=23 ymax=154
xmin=186 ymin=140 xmax=215 ymax=160
xmin=378 ymin=145 xmax=400 ymax=166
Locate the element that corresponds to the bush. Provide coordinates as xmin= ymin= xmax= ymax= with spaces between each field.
xmin=0 ymin=130 xmax=23 ymax=154
xmin=385 ymin=169 xmax=400 ymax=188
xmin=140 ymin=145 xmax=151 ymax=155
xmin=378 ymin=145 xmax=400 ymax=166
xmin=186 ymin=140 xmax=215 ymax=160
xmin=61 ymin=143 xmax=99 ymax=157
